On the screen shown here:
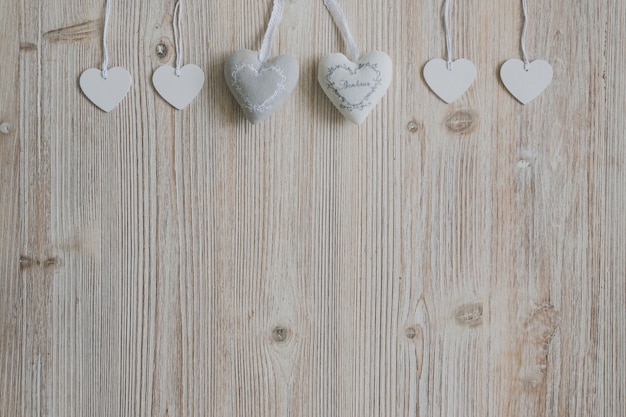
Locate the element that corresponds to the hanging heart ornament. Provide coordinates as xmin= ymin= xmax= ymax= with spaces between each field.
xmin=318 ymin=51 xmax=392 ymax=124
xmin=224 ymin=50 xmax=299 ymax=124
xmin=423 ymin=58 xmax=476 ymax=104
xmin=80 ymin=67 xmax=132 ymax=112
xmin=500 ymin=59 xmax=552 ymax=104
xmin=153 ymin=64 xmax=205 ymax=110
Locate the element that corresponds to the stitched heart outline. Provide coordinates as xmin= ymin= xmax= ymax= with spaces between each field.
xmin=224 ymin=50 xmax=299 ymax=124
xmin=324 ymin=62 xmax=383 ymax=111
xmin=230 ymin=63 xmax=287 ymax=113
xmin=318 ymin=51 xmax=392 ymax=124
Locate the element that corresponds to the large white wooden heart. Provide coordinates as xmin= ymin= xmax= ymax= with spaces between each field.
xmin=500 ymin=59 xmax=553 ymax=104
xmin=318 ymin=51 xmax=392 ymax=124
xmin=423 ymin=58 xmax=476 ymax=104
xmin=153 ymin=64 xmax=205 ymax=110
xmin=79 ymin=67 xmax=132 ymax=112
xmin=224 ymin=50 xmax=299 ymax=124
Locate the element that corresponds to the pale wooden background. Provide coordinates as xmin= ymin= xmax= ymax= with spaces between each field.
xmin=1 ymin=0 xmax=625 ymax=416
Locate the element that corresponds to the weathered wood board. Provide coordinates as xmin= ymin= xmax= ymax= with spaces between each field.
xmin=1 ymin=0 xmax=624 ymax=416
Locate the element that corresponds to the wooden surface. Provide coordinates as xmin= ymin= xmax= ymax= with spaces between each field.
xmin=1 ymin=0 xmax=625 ymax=416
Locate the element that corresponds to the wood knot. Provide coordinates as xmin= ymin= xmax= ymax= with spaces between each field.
xmin=404 ymin=325 xmax=424 ymax=345
xmin=454 ymin=303 xmax=483 ymax=327
xmin=407 ymin=120 xmax=422 ymax=133
xmin=20 ymin=43 xmax=37 ymax=52
xmin=519 ymin=305 xmax=560 ymax=385
xmin=271 ymin=326 xmax=290 ymax=343
xmin=155 ymin=38 xmax=174 ymax=62
xmin=19 ymin=255 xmax=61 ymax=271
xmin=445 ymin=110 xmax=477 ymax=134
xmin=156 ymin=43 xmax=168 ymax=58
xmin=43 ymin=257 xmax=60 ymax=267
xmin=0 ymin=122 xmax=10 ymax=134
xmin=405 ymin=327 xmax=417 ymax=339
xmin=19 ymin=255 xmax=38 ymax=270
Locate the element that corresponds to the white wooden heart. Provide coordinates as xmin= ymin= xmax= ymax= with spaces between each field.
xmin=224 ymin=50 xmax=299 ymax=124
xmin=79 ymin=67 xmax=132 ymax=112
xmin=318 ymin=51 xmax=392 ymax=125
xmin=153 ymin=64 xmax=205 ymax=110
xmin=500 ymin=59 xmax=553 ymax=104
xmin=423 ymin=58 xmax=476 ymax=104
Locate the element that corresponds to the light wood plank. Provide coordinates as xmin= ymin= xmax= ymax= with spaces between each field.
xmin=1 ymin=0 xmax=624 ymax=416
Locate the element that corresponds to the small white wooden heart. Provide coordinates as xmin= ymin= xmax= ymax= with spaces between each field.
xmin=153 ymin=64 xmax=205 ymax=110
xmin=423 ymin=58 xmax=476 ymax=104
xmin=224 ymin=50 xmax=299 ymax=124
xmin=318 ymin=51 xmax=392 ymax=125
xmin=500 ymin=59 xmax=553 ymax=104
xmin=79 ymin=67 xmax=132 ymax=112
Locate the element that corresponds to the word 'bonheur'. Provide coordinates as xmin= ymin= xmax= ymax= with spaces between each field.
xmin=336 ymin=79 xmax=371 ymax=90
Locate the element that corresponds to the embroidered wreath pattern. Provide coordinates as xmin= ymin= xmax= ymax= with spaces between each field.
xmin=325 ymin=62 xmax=383 ymax=112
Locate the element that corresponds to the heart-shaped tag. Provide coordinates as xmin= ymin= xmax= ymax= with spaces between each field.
xmin=500 ymin=59 xmax=553 ymax=104
xmin=224 ymin=50 xmax=299 ymax=124
xmin=423 ymin=58 xmax=476 ymax=103
xmin=317 ymin=51 xmax=392 ymax=125
xmin=79 ymin=67 xmax=132 ymax=112
xmin=153 ymin=64 xmax=205 ymax=110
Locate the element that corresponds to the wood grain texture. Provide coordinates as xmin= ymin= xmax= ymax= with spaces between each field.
xmin=1 ymin=0 xmax=624 ymax=416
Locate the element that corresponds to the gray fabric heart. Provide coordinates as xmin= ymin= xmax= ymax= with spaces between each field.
xmin=224 ymin=50 xmax=299 ymax=124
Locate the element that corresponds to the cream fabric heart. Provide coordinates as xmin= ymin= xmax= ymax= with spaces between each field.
xmin=423 ymin=58 xmax=476 ymax=104
xmin=318 ymin=51 xmax=392 ymax=124
xmin=224 ymin=50 xmax=299 ymax=124
xmin=153 ymin=64 xmax=205 ymax=110
xmin=80 ymin=67 xmax=132 ymax=112
xmin=500 ymin=59 xmax=553 ymax=104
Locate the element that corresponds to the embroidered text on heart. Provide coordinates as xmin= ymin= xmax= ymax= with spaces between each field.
xmin=324 ymin=63 xmax=382 ymax=111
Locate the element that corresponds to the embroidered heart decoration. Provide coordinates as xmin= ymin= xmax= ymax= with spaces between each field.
xmin=318 ymin=51 xmax=392 ymax=125
xmin=423 ymin=58 xmax=476 ymax=103
xmin=500 ymin=59 xmax=553 ymax=104
xmin=79 ymin=67 xmax=132 ymax=112
xmin=224 ymin=50 xmax=299 ymax=124
xmin=153 ymin=64 xmax=205 ymax=110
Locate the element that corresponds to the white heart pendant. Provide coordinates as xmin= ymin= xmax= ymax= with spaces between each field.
xmin=500 ymin=59 xmax=553 ymax=104
xmin=79 ymin=67 xmax=132 ymax=112
xmin=318 ymin=51 xmax=392 ymax=125
xmin=423 ymin=58 xmax=476 ymax=103
xmin=224 ymin=50 xmax=299 ymax=124
xmin=153 ymin=64 xmax=205 ymax=110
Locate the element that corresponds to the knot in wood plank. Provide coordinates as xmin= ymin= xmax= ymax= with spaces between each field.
xmin=271 ymin=326 xmax=291 ymax=343
xmin=445 ymin=110 xmax=478 ymax=133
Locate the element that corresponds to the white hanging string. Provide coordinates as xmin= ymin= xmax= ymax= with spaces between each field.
xmin=322 ymin=0 xmax=360 ymax=62
xmin=258 ymin=0 xmax=283 ymax=62
xmin=521 ymin=0 xmax=530 ymax=70
xmin=101 ymin=0 xmax=111 ymax=79
xmin=173 ymin=0 xmax=183 ymax=76
xmin=443 ymin=0 xmax=453 ymax=70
